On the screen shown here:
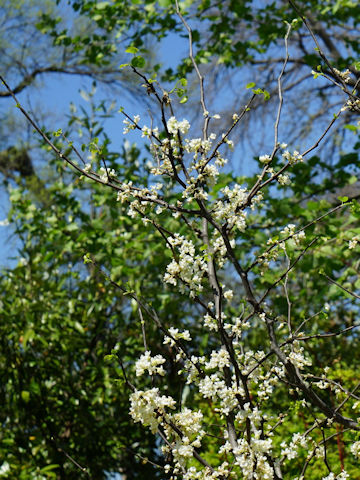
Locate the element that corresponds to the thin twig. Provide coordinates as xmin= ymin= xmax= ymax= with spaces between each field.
xmin=283 ymin=246 xmax=293 ymax=338
xmin=334 ymin=382 xmax=360 ymax=415
xmin=288 ymin=0 xmax=359 ymax=102
xmin=138 ymin=306 xmax=148 ymax=351
xmin=50 ymin=437 xmax=90 ymax=477
xmin=175 ymin=0 xmax=209 ymax=140
xmin=274 ymin=22 xmax=292 ymax=148
xmin=322 ymin=273 xmax=360 ymax=300
xmin=260 ymin=237 xmax=319 ymax=303
xmin=248 ymin=201 xmax=348 ymax=272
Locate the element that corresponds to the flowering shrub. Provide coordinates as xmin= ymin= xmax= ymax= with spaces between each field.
xmin=1 ymin=3 xmax=360 ymax=480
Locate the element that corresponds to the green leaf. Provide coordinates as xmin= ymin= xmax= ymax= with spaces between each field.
xmin=74 ymin=321 xmax=85 ymax=334
xmin=83 ymin=253 xmax=92 ymax=264
xmin=95 ymin=1 xmax=109 ymax=9
xmin=344 ymin=124 xmax=358 ymax=132
xmin=131 ymin=56 xmax=145 ymax=68
xmin=262 ymin=89 xmax=270 ymax=100
xmin=30 ymin=381 xmax=41 ymax=396
xmin=39 ymin=464 xmax=60 ymax=474
xmin=125 ymin=46 xmax=139 ymax=54
xmin=22 ymin=328 xmax=35 ymax=349
xmin=104 ymin=354 xmax=116 ymax=363
xmin=246 ymin=82 xmax=256 ymax=89
xmin=66 ymin=222 xmax=79 ymax=232
xmin=21 ymin=391 xmax=30 ymax=403
xmin=53 ymin=128 xmax=62 ymax=137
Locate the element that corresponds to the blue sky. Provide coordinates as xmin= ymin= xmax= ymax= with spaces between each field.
xmin=0 ymin=27 xmax=188 ymax=267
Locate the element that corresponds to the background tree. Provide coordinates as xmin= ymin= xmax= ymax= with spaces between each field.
xmin=0 ymin=102 xmax=197 ymax=478
xmin=56 ymin=0 xmax=360 ymax=148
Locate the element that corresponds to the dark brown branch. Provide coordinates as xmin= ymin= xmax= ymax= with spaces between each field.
xmin=0 ymin=65 xmax=121 ymax=98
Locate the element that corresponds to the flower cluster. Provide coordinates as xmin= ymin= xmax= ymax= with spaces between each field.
xmin=277 ymin=173 xmax=291 ymax=185
xmin=288 ymin=342 xmax=312 ymax=369
xmin=185 ymin=135 xmax=215 ymax=155
xmin=282 ymin=149 xmax=303 ymax=165
xmin=123 ymin=114 xmax=140 ymax=134
xmin=141 ymin=125 xmax=159 ymax=138
xmin=203 ymin=311 xmax=219 ymax=331
xmin=322 ymin=472 xmax=349 ymax=480
xmin=259 ymin=154 xmax=271 ymax=164
xmin=232 ymin=434 xmax=274 ymax=480
xmin=163 ymin=327 xmax=192 ymax=347
xmin=135 ymin=351 xmax=166 ymax=377
xmin=351 ymin=440 xmax=360 ymax=459
xmin=205 ymin=349 xmax=231 ymax=369
xmin=333 ymin=67 xmax=351 ymax=83
xmin=164 ymin=408 xmax=205 ymax=464
xmin=281 ymin=433 xmax=308 ymax=461
xmin=99 ymin=166 xmax=116 ymax=183
xmin=129 ymin=388 xmax=176 ymax=433
xmin=213 ymin=184 xmax=248 ymax=231
xmin=257 ymin=240 xmax=284 ymax=271
xmin=167 ymin=116 xmax=191 ymax=135
xmin=115 ymin=181 xmax=164 ymax=220
xmin=163 ymin=234 xmax=207 ymax=297
xmin=199 ymin=373 xmax=240 ymax=416
xmin=349 ymin=236 xmax=360 ymax=249
xmin=280 ymin=223 xmax=306 ymax=245
xmin=224 ymin=316 xmax=250 ymax=338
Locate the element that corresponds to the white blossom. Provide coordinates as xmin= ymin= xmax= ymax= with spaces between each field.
xmin=205 ymin=349 xmax=231 ymax=369
xmin=123 ymin=114 xmax=140 ymax=134
xmin=129 ymin=388 xmax=176 ymax=433
xmin=282 ymin=149 xmax=303 ymax=165
xmin=135 ymin=351 xmax=166 ymax=377
xmin=223 ymin=289 xmax=233 ymax=301
xmin=349 ymin=236 xmax=360 ymax=249
xmin=259 ymin=154 xmax=271 ymax=164
xmin=351 ymin=440 xmax=360 ymax=458
xmin=333 ymin=67 xmax=351 ymax=83
xmin=164 ymin=327 xmax=191 ymax=346
xmin=288 ymin=343 xmax=312 ymax=369
xmin=167 ymin=116 xmax=190 ymax=135
xmin=163 ymin=234 xmax=207 ymax=297
xmin=281 ymin=433 xmax=308 ymax=460
xmin=203 ymin=313 xmax=218 ymax=331
xmin=277 ymin=173 xmax=291 ymax=185
xmin=323 ymin=472 xmax=349 ymax=480
xmin=99 ymin=166 xmax=116 ymax=183
xmin=213 ymin=184 xmax=249 ymax=231
xmin=322 ymin=474 xmax=335 ymax=480
xmin=141 ymin=125 xmax=159 ymax=138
